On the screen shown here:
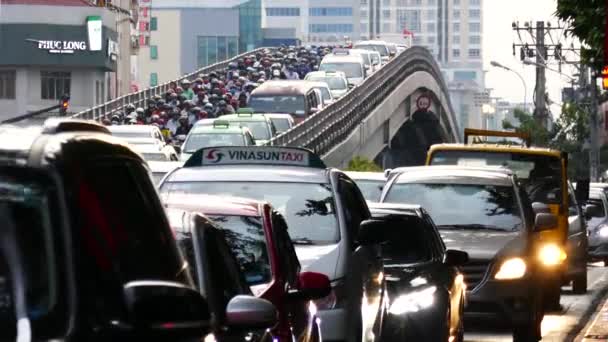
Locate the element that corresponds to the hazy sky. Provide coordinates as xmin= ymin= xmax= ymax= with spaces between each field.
xmin=483 ymin=0 xmax=579 ymax=115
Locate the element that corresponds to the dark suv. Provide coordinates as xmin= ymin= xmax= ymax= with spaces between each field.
xmin=0 ymin=119 xmax=273 ymax=341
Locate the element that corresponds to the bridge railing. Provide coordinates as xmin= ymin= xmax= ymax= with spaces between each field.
xmin=72 ymin=47 xmax=271 ymax=121
xmin=269 ymin=47 xmax=459 ymax=155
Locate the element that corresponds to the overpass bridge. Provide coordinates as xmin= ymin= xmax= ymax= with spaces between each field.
xmin=71 ymin=46 xmax=460 ymax=169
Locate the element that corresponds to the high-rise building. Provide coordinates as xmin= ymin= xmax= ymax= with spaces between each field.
xmin=138 ymin=0 xmax=262 ymax=88
xmin=364 ymin=0 xmax=484 ymax=132
xmin=262 ymin=0 xmax=361 ymax=44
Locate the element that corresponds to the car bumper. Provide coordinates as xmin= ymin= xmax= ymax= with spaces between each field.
xmin=382 ymin=309 xmax=446 ymax=341
xmin=588 ymin=241 xmax=608 ymax=259
xmin=317 ymin=308 xmax=346 ymax=341
xmin=465 ymin=278 xmax=537 ymax=325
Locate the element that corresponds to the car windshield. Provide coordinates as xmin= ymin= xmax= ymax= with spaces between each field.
xmin=162 ymin=182 xmax=339 ymax=243
xmin=307 ymin=76 xmax=348 ymax=90
xmin=183 ymin=133 xmax=245 ymax=152
xmin=385 ymin=182 xmax=523 ymax=232
xmin=249 ymin=95 xmax=305 ymax=114
xmin=353 ymin=179 xmax=384 ymax=202
xmin=206 ymin=215 xmax=272 ymax=287
xmin=354 ymin=44 xmax=389 ymax=56
xmin=315 ymin=87 xmax=332 ymax=101
xmin=587 ymin=198 xmax=606 ymax=218
xmin=232 ymin=121 xmax=270 ymax=140
xmin=320 ymin=63 xmax=363 ymax=78
xmin=270 ymin=118 xmax=291 ymax=132
xmin=374 ymin=216 xmax=433 ymax=265
xmin=429 ymin=150 xmax=563 ymax=204
xmin=0 ymin=171 xmax=57 ymax=332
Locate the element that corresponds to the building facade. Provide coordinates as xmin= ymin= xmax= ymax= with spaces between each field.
xmin=262 ymin=0 xmax=361 ymax=44
xmin=362 ymin=0 xmax=484 ymax=133
xmin=137 ymin=0 xmax=262 ymax=89
xmin=0 ymin=0 xmax=122 ymax=120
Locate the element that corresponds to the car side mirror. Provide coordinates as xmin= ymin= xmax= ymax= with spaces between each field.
xmin=123 ymin=281 xmax=210 ymax=335
xmin=584 ymin=204 xmax=600 ymax=220
xmin=225 ymin=295 xmax=277 ymax=329
xmin=444 ymin=249 xmax=469 ymax=266
xmin=288 ymin=271 xmax=331 ymax=301
xmin=531 ymin=202 xmax=551 ymax=214
xmin=348 ymin=83 xmax=355 ymax=89
xmin=383 ymin=168 xmax=392 ymax=178
xmin=309 ymin=107 xmax=319 ymax=115
xmin=358 ymin=219 xmax=391 ymax=245
xmin=173 ymin=145 xmax=182 ymax=154
xmin=535 ymin=213 xmax=558 ymax=232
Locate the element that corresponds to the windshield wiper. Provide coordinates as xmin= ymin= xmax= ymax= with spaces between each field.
xmin=291 ymin=237 xmax=315 ymax=245
xmin=437 ymin=224 xmax=512 ymax=232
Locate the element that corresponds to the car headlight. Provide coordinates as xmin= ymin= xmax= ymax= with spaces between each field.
xmin=388 ymin=286 xmax=436 ymax=315
xmin=494 ymin=258 xmax=527 ymax=280
xmin=598 ymin=225 xmax=608 ymax=238
xmin=538 ymin=244 xmax=567 ymax=266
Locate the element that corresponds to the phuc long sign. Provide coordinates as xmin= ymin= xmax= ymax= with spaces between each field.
xmin=28 ymin=39 xmax=87 ymax=54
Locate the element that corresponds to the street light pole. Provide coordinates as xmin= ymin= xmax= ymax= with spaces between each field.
xmin=490 ymin=61 xmax=528 ymax=112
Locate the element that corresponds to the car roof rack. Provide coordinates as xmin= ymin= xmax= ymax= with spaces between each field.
xmin=42 ymin=118 xmax=110 ymax=135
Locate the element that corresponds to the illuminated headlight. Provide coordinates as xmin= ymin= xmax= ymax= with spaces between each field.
xmin=538 ymin=244 xmax=567 ymax=266
xmin=389 ymin=286 xmax=436 ymax=315
xmin=494 ymin=258 xmax=527 ymax=280
xmin=598 ymin=225 xmax=608 ymax=238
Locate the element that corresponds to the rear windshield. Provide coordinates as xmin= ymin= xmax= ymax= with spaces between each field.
xmin=270 ymin=118 xmax=291 ymax=132
xmin=353 ymin=179 xmax=384 ymax=202
xmin=183 ymin=133 xmax=245 ymax=153
xmin=429 ymin=150 xmax=563 ymax=204
xmin=319 ymin=63 xmax=363 ymax=78
xmin=306 ymin=76 xmax=347 ymax=90
xmin=354 ymin=44 xmax=389 ymax=56
xmin=249 ymin=95 xmax=305 ymax=114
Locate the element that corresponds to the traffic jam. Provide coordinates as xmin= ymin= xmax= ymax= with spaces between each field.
xmin=0 ymin=116 xmax=600 ymax=342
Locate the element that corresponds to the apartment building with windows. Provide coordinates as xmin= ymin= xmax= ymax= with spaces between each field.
xmin=138 ymin=0 xmax=262 ymax=89
xmin=0 ymin=0 xmax=122 ymax=120
xmin=262 ymin=0 xmax=361 ymax=44
xmin=362 ymin=0 xmax=484 ymax=131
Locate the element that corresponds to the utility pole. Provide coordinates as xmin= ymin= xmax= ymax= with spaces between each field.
xmin=534 ymin=21 xmax=548 ymax=127
xmin=589 ymin=65 xmax=600 ymax=181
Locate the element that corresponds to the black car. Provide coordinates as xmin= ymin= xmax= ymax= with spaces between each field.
xmin=0 ymin=119 xmax=274 ymax=341
xmin=367 ymin=202 xmax=468 ymax=342
xmin=166 ymin=209 xmax=278 ymax=342
xmin=382 ymin=166 xmax=559 ymax=342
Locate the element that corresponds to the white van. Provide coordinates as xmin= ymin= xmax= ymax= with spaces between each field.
xmin=353 ymin=40 xmax=391 ymax=63
xmin=319 ymin=53 xmax=366 ymax=86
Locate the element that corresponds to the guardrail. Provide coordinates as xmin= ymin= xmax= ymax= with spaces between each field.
xmin=269 ymin=47 xmax=459 ymax=155
xmin=72 ymin=47 xmax=271 ymax=121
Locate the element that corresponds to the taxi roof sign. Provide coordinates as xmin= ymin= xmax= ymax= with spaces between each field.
xmin=184 ymin=146 xmax=327 ymax=169
xmin=213 ymin=120 xmax=230 ymax=128
xmin=237 ymin=108 xmax=254 ymax=114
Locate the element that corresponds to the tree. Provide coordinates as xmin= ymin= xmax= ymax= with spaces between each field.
xmin=556 ymin=0 xmax=606 ymax=72
xmin=347 ymin=156 xmax=383 ymax=172
xmin=502 ymin=108 xmax=552 ymax=146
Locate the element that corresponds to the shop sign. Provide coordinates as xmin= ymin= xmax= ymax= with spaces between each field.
xmin=27 ymin=39 xmax=87 ymax=54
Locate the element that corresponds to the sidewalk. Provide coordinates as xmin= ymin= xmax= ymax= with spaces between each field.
xmin=575 ymin=292 xmax=608 ymax=341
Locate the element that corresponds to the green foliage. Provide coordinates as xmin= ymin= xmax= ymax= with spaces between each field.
xmin=556 ymin=0 xmax=606 ymax=72
xmin=502 ymin=109 xmax=550 ymax=146
xmin=347 ymin=156 xmax=383 ymax=172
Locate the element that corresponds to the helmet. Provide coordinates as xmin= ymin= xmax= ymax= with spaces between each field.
xmin=191 ymin=106 xmax=202 ymax=113
xmin=204 ymin=103 xmax=214 ymax=110
xmin=218 ymin=100 xmax=227 ymax=107
xmin=181 ymin=79 xmax=191 ymax=85
xmin=126 ymin=104 xmax=136 ymax=111
xmin=135 ymin=107 xmax=144 ymax=114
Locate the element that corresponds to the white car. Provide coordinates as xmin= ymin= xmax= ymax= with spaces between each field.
xmin=132 ymin=142 xmax=179 ymax=162
xmin=319 ymin=54 xmax=366 ymax=86
xmin=108 ymin=125 xmax=166 ymax=146
xmin=353 ymin=40 xmax=391 ymax=63
xmin=265 ymin=113 xmax=295 ymax=134
xmin=307 ymin=81 xmax=334 ymax=106
xmin=305 ymin=71 xmax=350 ymax=99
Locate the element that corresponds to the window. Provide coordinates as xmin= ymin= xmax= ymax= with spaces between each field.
xmin=397 ymin=9 xmax=421 ymax=32
xmin=453 ymin=0 xmax=460 ymax=5
xmin=150 ymin=45 xmax=158 ymax=59
xmin=454 ymin=70 xmax=477 ymax=81
xmin=413 ymin=36 xmax=422 ymax=44
xmin=383 ymin=0 xmax=391 ymax=5
xmin=453 ymin=49 xmax=460 ymax=57
xmin=469 ymin=35 xmax=481 ymax=44
xmin=95 ymin=80 xmax=104 ymax=105
xmin=309 ymin=24 xmax=353 ymax=33
xmin=469 ymin=9 xmax=480 ymax=18
xmin=197 ymin=36 xmax=238 ymax=67
xmin=426 ymin=22 xmax=435 ymax=32
xmin=453 ymin=9 xmax=460 ymax=19
xmin=383 ymin=23 xmax=391 ymax=33
xmin=272 ymin=212 xmax=300 ymax=285
xmin=426 ymin=9 xmax=436 ymax=20
xmin=453 ymin=23 xmax=460 ymax=32
xmin=411 ymin=0 xmax=422 ymax=4
xmin=453 ymin=35 xmax=460 ymax=44
xmin=383 ymin=9 xmax=391 ymax=18
xmin=150 ymin=17 xmax=157 ymax=31
xmin=266 ymin=7 xmax=300 ymax=16
xmin=427 ymin=36 xmax=436 ymax=43
xmin=427 ymin=0 xmax=436 ymax=4
xmin=469 ymin=0 xmax=480 ymax=5
xmin=469 ymin=22 xmax=481 ymax=32
xmin=361 ymin=0 xmax=368 ymax=4
xmin=468 ymin=49 xmax=481 ymax=58
xmin=150 ymin=72 xmax=158 ymax=87
xmin=0 ymin=70 xmax=16 ymax=99
xmin=41 ymin=71 xmax=70 ymax=100
xmin=360 ymin=23 xmax=368 ymax=32
xmin=339 ymin=177 xmax=369 ymax=238
xmin=361 ymin=10 xmax=368 ymax=18
xmin=309 ymin=7 xmax=353 ymax=16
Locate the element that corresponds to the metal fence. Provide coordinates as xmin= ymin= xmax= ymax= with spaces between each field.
xmin=269 ymin=46 xmax=458 ymax=156
xmin=71 ymin=47 xmax=271 ymax=121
